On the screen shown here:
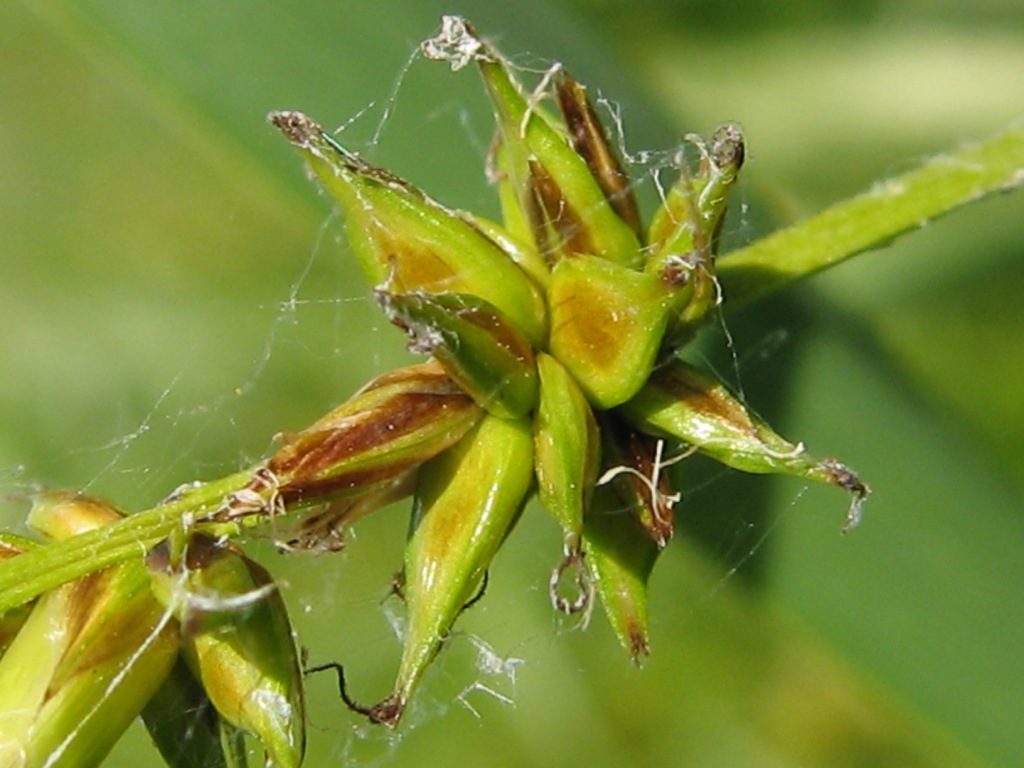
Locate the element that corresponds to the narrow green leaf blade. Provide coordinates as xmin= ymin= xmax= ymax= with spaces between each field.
xmin=719 ymin=125 xmax=1024 ymax=308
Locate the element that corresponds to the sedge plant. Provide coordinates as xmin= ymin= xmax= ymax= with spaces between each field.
xmin=0 ymin=15 xmax=1022 ymax=768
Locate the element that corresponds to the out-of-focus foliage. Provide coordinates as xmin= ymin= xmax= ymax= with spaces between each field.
xmin=1 ymin=1 xmax=1021 ymax=766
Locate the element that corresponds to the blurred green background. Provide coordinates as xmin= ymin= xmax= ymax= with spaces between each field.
xmin=2 ymin=1 xmax=1023 ymax=766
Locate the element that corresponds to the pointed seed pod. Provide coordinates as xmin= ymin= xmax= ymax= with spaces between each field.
xmin=647 ymin=124 xmax=745 ymax=259
xmin=371 ymin=413 xmax=534 ymax=726
xmin=377 ymin=289 xmax=539 ymax=420
xmin=221 ymin=361 xmax=482 ymax=518
xmin=618 ymin=359 xmax=869 ymax=531
xmin=421 ymin=17 xmax=642 ymax=266
xmin=533 ymin=352 xmax=600 ymax=554
xmin=269 ymin=110 xmax=547 ymax=347
xmin=646 ymin=125 xmax=745 ymax=341
xmin=582 ymin=486 xmax=661 ymax=665
xmin=148 ymin=534 xmax=305 ymax=768
xmin=554 ymin=69 xmax=642 ymax=238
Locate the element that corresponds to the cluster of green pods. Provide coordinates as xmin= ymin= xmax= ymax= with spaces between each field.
xmin=0 ymin=16 xmax=868 ymax=766
xmin=260 ymin=15 xmax=867 ymax=728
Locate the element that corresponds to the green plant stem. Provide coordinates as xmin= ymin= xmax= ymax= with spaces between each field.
xmin=0 ymin=471 xmax=255 ymax=616
xmin=718 ymin=124 xmax=1024 ymax=310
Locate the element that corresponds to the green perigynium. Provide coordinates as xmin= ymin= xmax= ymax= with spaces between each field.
xmin=43 ymin=13 xmax=1024 ymax=766
xmin=147 ymin=535 xmax=305 ymax=768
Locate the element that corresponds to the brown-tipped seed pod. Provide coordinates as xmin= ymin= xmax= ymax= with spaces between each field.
xmin=582 ymin=486 xmax=661 ymax=665
xmin=223 ymin=361 xmax=483 ymax=519
xmin=646 ymin=125 xmax=745 ymax=342
xmin=422 ymin=17 xmax=642 ymax=267
xmin=269 ymin=110 xmax=548 ymax=348
xmin=619 ymin=358 xmax=869 ymax=531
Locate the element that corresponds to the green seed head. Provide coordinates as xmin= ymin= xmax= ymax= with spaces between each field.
xmin=261 ymin=13 xmax=867 ymax=719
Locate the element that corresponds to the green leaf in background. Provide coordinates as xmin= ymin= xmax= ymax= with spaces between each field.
xmin=716 ymin=125 xmax=1024 ymax=309
xmin=2 ymin=1 xmax=1022 ymax=766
